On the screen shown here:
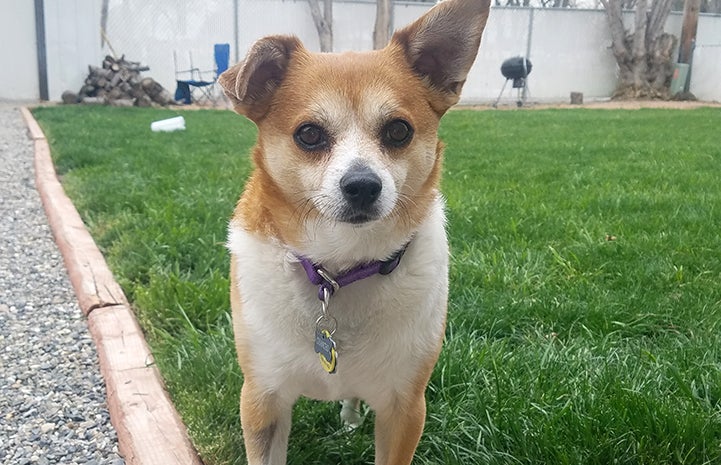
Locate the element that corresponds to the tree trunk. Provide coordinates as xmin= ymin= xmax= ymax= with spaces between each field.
xmin=600 ymin=0 xmax=677 ymax=99
xmin=631 ymin=0 xmax=648 ymax=89
xmin=308 ymin=0 xmax=333 ymax=52
xmin=373 ymin=0 xmax=392 ymax=50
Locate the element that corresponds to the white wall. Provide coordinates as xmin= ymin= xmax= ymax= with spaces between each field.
xmin=2 ymin=1 xmax=720 ymax=103
xmin=333 ymin=1 xmax=376 ymax=51
xmin=0 ymin=0 xmax=40 ymax=100
xmin=461 ymin=7 xmax=622 ymax=103
xmin=44 ymin=0 xmax=103 ymax=101
xmin=469 ymin=8 xmax=720 ymax=103
xmin=236 ymin=0 xmax=319 ymax=52
xmin=690 ymin=14 xmax=721 ymax=101
xmin=0 ymin=0 xmax=103 ymax=101
xmin=524 ymin=8 xmax=618 ymax=102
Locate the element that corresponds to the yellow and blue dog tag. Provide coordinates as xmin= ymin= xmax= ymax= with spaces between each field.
xmin=314 ymin=328 xmax=337 ymax=374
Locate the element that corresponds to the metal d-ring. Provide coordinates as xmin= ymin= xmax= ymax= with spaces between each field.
xmin=316 ymin=268 xmax=340 ymax=293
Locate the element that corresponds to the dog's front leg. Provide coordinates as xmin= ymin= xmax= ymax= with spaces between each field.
xmin=240 ymin=381 xmax=292 ymax=465
xmin=373 ymin=390 xmax=427 ymax=465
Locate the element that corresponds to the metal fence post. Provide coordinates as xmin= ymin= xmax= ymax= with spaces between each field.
xmin=34 ymin=0 xmax=49 ymax=101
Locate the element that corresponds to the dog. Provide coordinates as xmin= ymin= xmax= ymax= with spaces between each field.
xmin=219 ymin=0 xmax=490 ymax=462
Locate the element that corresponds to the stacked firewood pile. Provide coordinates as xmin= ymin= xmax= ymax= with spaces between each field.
xmin=62 ymin=55 xmax=175 ymax=107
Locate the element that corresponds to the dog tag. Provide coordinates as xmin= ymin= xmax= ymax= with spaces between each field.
xmin=314 ymin=328 xmax=337 ymax=374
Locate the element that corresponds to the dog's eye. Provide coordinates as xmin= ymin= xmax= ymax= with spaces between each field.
xmin=382 ymin=119 xmax=413 ymax=148
xmin=294 ymin=124 xmax=328 ymax=151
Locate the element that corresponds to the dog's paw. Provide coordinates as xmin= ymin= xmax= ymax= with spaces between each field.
xmin=340 ymin=398 xmax=363 ymax=430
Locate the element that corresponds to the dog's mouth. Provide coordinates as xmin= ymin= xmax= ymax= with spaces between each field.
xmin=338 ymin=209 xmax=381 ymax=225
xmin=312 ymin=198 xmax=387 ymax=226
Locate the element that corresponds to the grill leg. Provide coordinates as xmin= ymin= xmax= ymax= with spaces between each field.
xmin=493 ymin=79 xmax=510 ymax=108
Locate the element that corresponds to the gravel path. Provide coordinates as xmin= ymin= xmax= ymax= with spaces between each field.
xmin=0 ymin=103 xmax=124 ymax=465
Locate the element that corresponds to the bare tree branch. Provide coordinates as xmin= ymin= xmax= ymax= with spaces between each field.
xmin=308 ymin=0 xmax=333 ymax=52
xmin=631 ymin=0 xmax=648 ymax=87
xmin=601 ymin=0 xmax=629 ymax=66
xmin=647 ymin=0 xmax=674 ymax=43
xmin=373 ymin=0 xmax=391 ymax=49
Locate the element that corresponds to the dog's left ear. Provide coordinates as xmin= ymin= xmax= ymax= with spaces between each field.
xmin=391 ymin=0 xmax=491 ymax=114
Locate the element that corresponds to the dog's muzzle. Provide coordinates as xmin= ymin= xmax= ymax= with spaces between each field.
xmin=339 ymin=166 xmax=382 ymax=224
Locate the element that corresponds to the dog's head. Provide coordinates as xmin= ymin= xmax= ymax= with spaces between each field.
xmin=221 ymin=0 xmax=489 ymax=248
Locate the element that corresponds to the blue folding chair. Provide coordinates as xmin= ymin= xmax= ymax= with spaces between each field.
xmin=174 ymin=43 xmax=230 ymax=105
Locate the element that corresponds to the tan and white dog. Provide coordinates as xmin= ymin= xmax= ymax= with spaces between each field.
xmin=219 ymin=0 xmax=490 ymax=463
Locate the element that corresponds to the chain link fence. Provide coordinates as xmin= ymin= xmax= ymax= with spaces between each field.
xmin=102 ymin=0 xmax=236 ymax=102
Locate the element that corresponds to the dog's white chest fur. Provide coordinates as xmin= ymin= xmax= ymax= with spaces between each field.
xmin=227 ymin=196 xmax=448 ymax=410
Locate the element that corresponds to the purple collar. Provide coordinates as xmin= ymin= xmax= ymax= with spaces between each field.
xmin=298 ymin=244 xmax=409 ymax=301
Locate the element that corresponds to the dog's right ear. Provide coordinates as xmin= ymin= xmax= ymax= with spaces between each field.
xmin=219 ymin=35 xmax=302 ymax=122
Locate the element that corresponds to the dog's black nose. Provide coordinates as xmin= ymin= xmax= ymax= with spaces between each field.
xmin=340 ymin=167 xmax=382 ymax=210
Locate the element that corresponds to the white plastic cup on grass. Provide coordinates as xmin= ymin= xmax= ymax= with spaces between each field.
xmin=150 ymin=116 xmax=186 ymax=132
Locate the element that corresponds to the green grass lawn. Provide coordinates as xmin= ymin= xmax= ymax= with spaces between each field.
xmin=33 ymin=105 xmax=721 ymax=465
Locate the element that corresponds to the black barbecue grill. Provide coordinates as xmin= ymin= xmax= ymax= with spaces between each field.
xmin=493 ymin=56 xmax=532 ymax=108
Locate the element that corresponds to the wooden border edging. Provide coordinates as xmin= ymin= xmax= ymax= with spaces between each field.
xmin=21 ymin=107 xmax=204 ymax=465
